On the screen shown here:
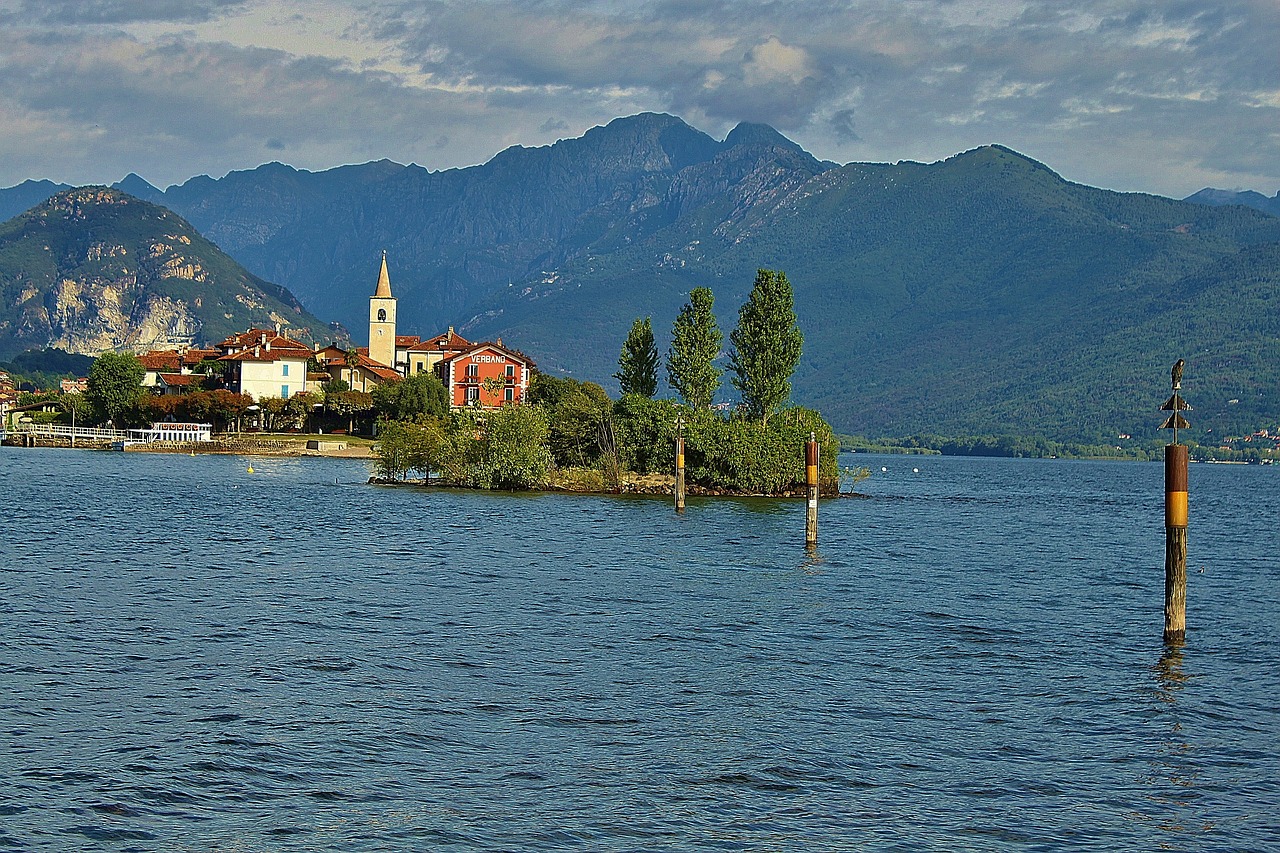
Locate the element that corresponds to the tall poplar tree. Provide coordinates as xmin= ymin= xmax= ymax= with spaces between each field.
xmin=667 ymin=287 xmax=722 ymax=408
xmin=615 ymin=317 xmax=659 ymax=397
xmin=729 ymin=269 xmax=803 ymax=424
xmin=86 ymin=351 xmax=145 ymax=426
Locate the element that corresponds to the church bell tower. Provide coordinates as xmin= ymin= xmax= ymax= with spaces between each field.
xmin=369 ymin=251 xmax=397 ymax=369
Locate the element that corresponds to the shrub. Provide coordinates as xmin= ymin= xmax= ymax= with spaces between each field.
xmin=685 ymin=406 xmax=839 ymax=494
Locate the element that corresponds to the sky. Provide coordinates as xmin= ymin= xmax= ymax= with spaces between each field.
xmin=0 ymin=0 xmax=1277 ymax=199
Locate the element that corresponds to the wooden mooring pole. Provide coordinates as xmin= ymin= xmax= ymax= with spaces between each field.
xmin=674 ymin=434 xmax=686 ymax=514
xmin=1164 ymin=444 xmax=1188 ymax=643
xmin=1159 ymin=359 xmax=1191 ymax=644
xmin=805 ymin=432 xmax=819 ymax=546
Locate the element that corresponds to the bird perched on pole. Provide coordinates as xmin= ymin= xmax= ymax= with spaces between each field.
xmin=1172 ymin=359 xmax=1184 ymax=389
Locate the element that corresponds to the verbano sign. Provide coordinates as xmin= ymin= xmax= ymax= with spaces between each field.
xmin=472 ymin=354 xmax=507 ymax=363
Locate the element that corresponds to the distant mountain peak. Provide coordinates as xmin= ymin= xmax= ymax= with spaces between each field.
xmin=112 ymin=173 xmax=163 ymax=203
xmin=1184 ymin=187 xmax=1280 ymax=217
xmin=603 ymin=111 xmax=688 ymax=130
xmin=719 ymin=122 xmax=821 ymax=172
xmin=723 ymin=121 xmax=793 ymax=149
xmin=945 ymin=144 xmax=1062 ymax=179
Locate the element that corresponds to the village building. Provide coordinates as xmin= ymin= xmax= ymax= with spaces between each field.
xmin=406 ymin=328 xmax=472 ymax=376
xmin=439 ymin=340 xmax=534 ymax=408
xmin=211 ymin=328 xmax=313 ymax=401
xmin=155 ymin=373 xmax=203 ymax=395
xmin=138 ymin=348 xmax=218 ymax=388
xmin=3 ymin=399 xmax=63 ymax=430
xmin=0 ymin=372 xmax=16 ymax=423
xmin=312 ymin=345 xmax=401 ymax=393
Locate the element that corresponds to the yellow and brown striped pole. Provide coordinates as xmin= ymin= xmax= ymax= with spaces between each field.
xmin=1164 ymin=443 xmax=1188 ymax=643
xmin=805 ymin=432 xmax=819 ymax=546
xmin=675 ymin=434 xmax=686 ymax=513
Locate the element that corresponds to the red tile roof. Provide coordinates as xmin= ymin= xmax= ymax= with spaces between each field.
xmin=182 ymin=348 xmax=219 ymax=366
xmin=313 ymin=344 xmax=397 ymax=375
xmin=408 ymin=330 xmax=472 ymax=352
xmin=219 ymin=346 xmax=311 ymax=363
xmin=157 ymin=372 xmax=200 ymax=386
xmin=440 ymin=341 xmax=535 ymax=368
xmin=215 ymin=328 xmax=312 ymax=356
xmin=139 ymin=350 xmax=182 ymax=371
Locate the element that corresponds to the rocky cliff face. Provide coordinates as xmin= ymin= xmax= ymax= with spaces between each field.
xmin=0 ymin=188 xmax=325 ymax=359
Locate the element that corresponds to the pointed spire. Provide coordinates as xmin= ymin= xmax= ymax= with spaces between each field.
xmin=374 ymin=250 xmax=392 ymax=298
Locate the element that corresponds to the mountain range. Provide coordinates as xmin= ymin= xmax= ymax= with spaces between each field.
xmin=1184 ymin=188 xmax=1280 ymax=218
xmin=1 ymin=112 xmax=1277 ymax=442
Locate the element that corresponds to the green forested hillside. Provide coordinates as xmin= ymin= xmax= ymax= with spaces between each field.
xmin=468 ymin=145 xmax=1280 ymax=442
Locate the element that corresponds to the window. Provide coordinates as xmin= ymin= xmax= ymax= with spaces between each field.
xmin=505 ymin=365 xmax=515 ymax=378
xmin=377 ymin=308 xmax=387 ymax=321
xmin=467 ymin=386 xmax=479 ymax=403
xmin=281 ymin=385 xmax=289 ymax=397
xmin=504 ymin=386 xmax=514 ymax=402
xmin=282 ymin=364 xmax=289 ymax=377
xmin=466 ymin=363 xmax=478 ymax=377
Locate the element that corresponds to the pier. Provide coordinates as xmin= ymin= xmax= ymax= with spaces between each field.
xmin=4 ymin=423 xmax=129 ymax=446
xmin=3 ymin=422 xmax=212 ymax=448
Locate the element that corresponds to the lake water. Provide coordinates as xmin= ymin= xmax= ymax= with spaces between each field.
xmin=1 ymin=447 xmax=1277 ymax=851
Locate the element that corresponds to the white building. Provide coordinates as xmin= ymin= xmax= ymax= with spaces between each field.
xmin=214 ymin=328 xmax=314 ymax=401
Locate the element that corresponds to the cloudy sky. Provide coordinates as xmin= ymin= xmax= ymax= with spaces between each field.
xmin=1 ymin=0 xmax=1276 ymax=198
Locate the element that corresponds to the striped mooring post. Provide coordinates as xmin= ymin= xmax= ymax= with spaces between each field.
xmin=675 ymin=434 xmax=686 ymax=514
xmin=1164 ymin=444 xmax=1188 ymax=643
xmin=805 ymin=432 xmax=819 ymax=546
xmin=1159 ymin=359 xmax=1191 ymax=644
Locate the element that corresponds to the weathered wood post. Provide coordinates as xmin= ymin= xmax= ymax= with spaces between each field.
xmin=1159 ymin=359 xmax=1191 ymax=644
xmin=674 ymin=415 xmax=686 ymax=513
xmin=805 ymin=431 xmax=819 ymax=546
xmin=1164 ymin=444 xmax=1188 ymax=643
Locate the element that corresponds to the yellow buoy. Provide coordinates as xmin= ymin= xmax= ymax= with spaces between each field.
xmin=247 ymin=464 xmax=255 ymax=474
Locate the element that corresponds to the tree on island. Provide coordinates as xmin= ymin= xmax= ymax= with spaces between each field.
xmin=729 ymin=269 xmax=803 ymax=425
xmin=667 ymin=287 xmax=722 ymax=409
xmin=327 ymin=390 xmax=373 ymax=434
xmin=373 ymin=419 xmax=447 ymax=482
xmin=615 ymin=317 xmax=659 ymax=398
xmin=372 ymin=372 xmax=449 ymax=422
xmin=86 ymin=351 xmax=145 ymax=426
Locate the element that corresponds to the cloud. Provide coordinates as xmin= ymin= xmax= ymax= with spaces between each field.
xmin=829 ymin=109 xmax=860 ymax=142
xmin=0 ymin=0 xmax=1276 ymax=197
xmin=0 ymin=28 xmax=507 ymax=186
xmin=11 ymin=0 xmax=249 ymax=25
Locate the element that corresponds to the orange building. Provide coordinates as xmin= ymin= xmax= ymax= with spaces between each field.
xmin=438 ymin=341 xmax=534 ymax=408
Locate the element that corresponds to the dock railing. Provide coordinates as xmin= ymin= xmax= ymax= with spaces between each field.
xmin=8 ymin=423 xmax=131 ymax=442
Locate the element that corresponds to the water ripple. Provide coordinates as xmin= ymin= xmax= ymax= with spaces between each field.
xmin=1 ymin=449 xmax=1277 ymax=850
